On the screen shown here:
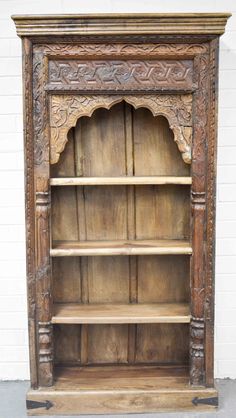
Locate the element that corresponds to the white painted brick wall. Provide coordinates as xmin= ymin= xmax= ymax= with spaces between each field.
xmin=0 ymin=0 xmax=235 ymax=380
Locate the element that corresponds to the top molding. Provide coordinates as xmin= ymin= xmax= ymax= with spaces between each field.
xmin=12 ymin=13 xmax=231 ymax=37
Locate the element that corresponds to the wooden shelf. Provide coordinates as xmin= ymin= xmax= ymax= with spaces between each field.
xmin=50 ymin=176 xmax=192 ymax=186
xmin=51 ymin=240 xmax=192 ymax=256
xmin=54 ymin=365 xmax=189 ymax=390
xmin=52 ymin=303 xmax=190 ymax=324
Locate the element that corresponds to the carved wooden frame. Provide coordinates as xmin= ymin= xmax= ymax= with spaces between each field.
xmin=21 ymin=35 xmax=219 ymax=390
xmin=49 ymin=94 xmax=192 ymax=165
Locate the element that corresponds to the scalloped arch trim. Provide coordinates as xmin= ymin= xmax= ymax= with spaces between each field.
xmin=50 ymin=94 xmax=192 ymax=165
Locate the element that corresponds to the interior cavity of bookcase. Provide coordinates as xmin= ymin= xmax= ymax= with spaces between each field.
xmin=47 ymin=98 xmax=192 ymax=378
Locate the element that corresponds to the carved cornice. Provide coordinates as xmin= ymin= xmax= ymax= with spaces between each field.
xmin=50 ymin=94 xmax=192 ymax=165
xmin=12 ymin=13 xmax=231 ymax=37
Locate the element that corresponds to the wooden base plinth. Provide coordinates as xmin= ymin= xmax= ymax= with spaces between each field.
xmin=26 ymin=366 xmax=218 ymax=415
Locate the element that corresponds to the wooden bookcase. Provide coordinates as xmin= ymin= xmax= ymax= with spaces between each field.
xmin=13 ymin=13 xmax=230 ymax=415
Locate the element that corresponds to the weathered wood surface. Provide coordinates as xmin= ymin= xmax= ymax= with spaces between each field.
xmin=52 ymin=303 xmax=191 ymax=324
xmin=12 ymin=12 xmax=228 ymax=413
xmin=51 ymin=240 xmax=192 ymax=256
xmin=12 ymin=13 xmax=231 ymax=36
xmin=50 ymin=176 xmax=192 ymax=186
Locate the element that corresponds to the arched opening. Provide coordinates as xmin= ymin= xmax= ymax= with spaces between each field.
xmin=51 ymin=101 xmax=190 ymax=178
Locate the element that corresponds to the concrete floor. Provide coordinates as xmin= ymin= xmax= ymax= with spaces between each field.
xmin=0 ymin=380 xmax=235 ymax=418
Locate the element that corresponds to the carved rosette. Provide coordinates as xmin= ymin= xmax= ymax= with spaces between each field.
xmin=50 ymin=94 xmax=192 ymax=165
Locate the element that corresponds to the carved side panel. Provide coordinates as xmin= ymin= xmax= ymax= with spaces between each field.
xmin=22 ymin=38 xmax=38 ymax=388
xmin=49 ymin=94 xmax=192 ymax=165
xmin=190 ymin=51 xmax=209 ymax=385
xmin=48 ymin=59 xmax=194 ymax=91
xmin=205 ymin=37 xmax=219 ymax=386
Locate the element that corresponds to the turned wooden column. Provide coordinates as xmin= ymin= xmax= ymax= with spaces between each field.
xmin=35 ymin=177 xmax=53 ymax=386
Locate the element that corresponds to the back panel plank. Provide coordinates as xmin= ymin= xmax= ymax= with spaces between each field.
xmin=75 ymin=103 xmax=127 ymax=177
xmin=135 ymin=324 xmax=189 ymax=364
xmin=137 ymin=255 xmax=190 ymax=303
xmin=135 ymin=185 xmax=190 ymax=240
xmin=133 ymin=109 xmax=190 ymax=176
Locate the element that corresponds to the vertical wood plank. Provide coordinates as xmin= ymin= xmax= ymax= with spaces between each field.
xmin=133 ymin=109 xmax=190 ymax=176
xmin=80 ymin=324 xmax=89 ymax=365
xmin=74 ymin=124 xmax=87 ymax=240
xmin=74 ymin=123 xmax=89 ymax=364
xmin=54 ymin=325 xmax=81 ymax=365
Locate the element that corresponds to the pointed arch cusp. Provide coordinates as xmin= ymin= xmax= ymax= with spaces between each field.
xmin=50 ymin=94 xmax=192 ymax=165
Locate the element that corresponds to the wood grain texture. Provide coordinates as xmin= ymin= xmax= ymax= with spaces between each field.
xmin=51 ymin=240 xmax=192 ymax=256
xmin=26 ymin=389 xmax=218 ymax=415
xmin=54 ymin=325 xmax=80 ymax=365
xmin=52 ymin=303 xmax=191 ymax=324
xmin=26 ymin=364 xmax=218 ymax=414
xmin=137 ymin=256 xmax=190 ymax=303
xmin=135 ymin=324 xmax=189 ymax=364
xmin=12 ymin=13 xmax=231 ymax=36
xmin=50 ymin=176 xmax=192 ymax=185
xmin=55 ymin=364 xmax=190 ymax=389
